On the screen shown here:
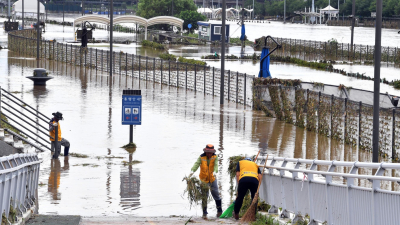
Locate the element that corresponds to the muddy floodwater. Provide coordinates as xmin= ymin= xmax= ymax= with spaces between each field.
xmin=1 ymin=47 xmax=397 ymax=218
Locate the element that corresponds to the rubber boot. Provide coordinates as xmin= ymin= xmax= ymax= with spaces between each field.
xmin=64 ymin=146 xmax=70 ymax=156
xmin=202 ymin=207 xmax=208 ymax=218
xmin=216 ymin=200 xmax=222 ymax=217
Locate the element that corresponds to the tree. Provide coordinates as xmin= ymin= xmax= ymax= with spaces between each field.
xmin=137 ymin=0 xmax=197 ymax=19
xmin=179 ymin=10 xmax=206 ymax=32
xmin=244 ymin=0 xmax=265 ymax=17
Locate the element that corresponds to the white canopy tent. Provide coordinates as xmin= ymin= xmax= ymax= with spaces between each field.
xmin=319 ymin=5 xmax=338 ymax=20
xmin=12 ymin=0 xmax=45 ymax=22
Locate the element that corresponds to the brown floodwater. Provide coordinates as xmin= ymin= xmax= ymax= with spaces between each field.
xmin=1 ymin=45 xmax=397 ymax=218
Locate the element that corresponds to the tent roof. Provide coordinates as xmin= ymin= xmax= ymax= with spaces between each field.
xmin=320 ymin=5 xmax=338 ymax=11
xmin=13 ymin=0 xmax=45 ymax=13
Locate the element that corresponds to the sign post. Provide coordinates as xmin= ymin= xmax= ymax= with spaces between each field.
xmin=122 ymin=89 xmax=142 ymax=144
xmin=188 ymin=23 xmax=192 ymax=34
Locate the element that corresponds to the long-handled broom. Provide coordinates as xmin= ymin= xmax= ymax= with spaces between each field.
xmin=240 ymin=154 xmax=269 ymax=222
xmin=220 ymin=150 xmax=262 ymax=219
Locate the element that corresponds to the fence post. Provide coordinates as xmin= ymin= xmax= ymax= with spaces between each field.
xmin=186 ymin=63 xmax=188 ymax=89
xmin=96 ymin=48 xmax=98 ymax=70
xmin=139 ymin=55 xmax=141 ymax=79
xmin=194 ymin=64 xmax=196 ymax=91
xmin=344 ymin=98 xmax=348 ymax=139
xmin=132 ymin=54 xmax=134 ymax=77
xmin=348 ymin=43 xmax=350 ymax=61
xmin=153 ymin=58 xmax=155 ymax=82
xmin=203 ymin=66 xmax=206 ymax=94
xmin=244 ymin=73 xmax=247 ymax=106
xmin=145 ymin=56 xmax=148 ymax=81
xmin=356 ymin=101 xmax=361 ymax=147
xmin=126 ymin=53 xmax=128 ymax=76
xmin=367 ymin=45 xmax=369 ymax=61
xmin=177 ymin=62 xmax=179 ymax=87
xmin=168 ymin=60 xmax=171 ymax=85
xmin=236 ymin=72 xmax=239 ymax=103
xmin=228 ymin=70 xmax=231 ymax=101
xmin=161 ymin=59 xmax=163 ymax=84
xmin=392 ymin=109 xmax=396 ymax=159
xmin=306 ymin=89 xmax=309 ymax=113
xmin=101 ymin=50 xmax=103 ymax=71
xmin=106 ymin=51 xmax=109 ymax=72
xmin=360 ymin=45 xmax=362 ymax=63
xmin=212 ymin=67 xmax=215 ymax=96
xmin=318 ymin=91 xmax=321 ymax=132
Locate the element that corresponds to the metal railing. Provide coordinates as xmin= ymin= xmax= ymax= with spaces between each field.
xmin=257 ymin=156 xmax=400 ymax=225
xmin=0 ymin=153 xmax=42 ymax=224
xmin=7 ymin=30 xmax=254 ymax=107
xmin=0 ymin=87 xmax=52 ymax=152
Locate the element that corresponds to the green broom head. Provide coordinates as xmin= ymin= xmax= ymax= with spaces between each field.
xmin=219 ymin=202 xmax=235 ymax=218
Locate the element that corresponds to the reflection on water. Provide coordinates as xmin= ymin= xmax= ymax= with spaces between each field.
xmin=48 ymin=157 xmax=69 ymax=201
xmin=120 ymin=152 xmax=140 ymax=211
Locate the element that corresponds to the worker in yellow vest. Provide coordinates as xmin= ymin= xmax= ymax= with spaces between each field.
xmin=49 ymin=112 xmax=70 ymax=159
xmin=233 ymin=157 xmax=262 ymax=220
xmin=191 ymin=144 xmax=223 ymax=217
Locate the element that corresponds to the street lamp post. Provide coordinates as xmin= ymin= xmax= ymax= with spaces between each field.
xmin=110 ymin=0 xmax=113 ymax=77
xmin=81 ymin=0 xmax=84 ymax=16
xmin=350 ymin=0 xmax=356 ymax=58
xmin=22 ymin=0 xmax=24 ymax=29
xmin=372 ymin=0 xmax=383 ymax=163
xmin=220 ymin=0 xmax=226 ymax=104
xmin=37 ymin=0 xmax=40 ymax=68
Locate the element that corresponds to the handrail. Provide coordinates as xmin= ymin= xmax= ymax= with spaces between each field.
xmin=1 ymin=113 xmax=52 ymax=143
xmin=1 ymin=101 xmax=49 ymax=131
xmin=5 ymin=129 xmax=46 ymax=152
xmin=2 ymin=108 xmax=50 ymax=137
xmin=1 ymin=94 xmax=49 ymax=123
xmin=1 ymin=119 xmax=51 ymax=151
xmin=1 ymin=88 xmax=51 ymax=121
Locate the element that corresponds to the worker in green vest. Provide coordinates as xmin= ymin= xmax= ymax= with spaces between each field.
xmin=191 ymin=144 xmax=223 ymax=217
xmin=233 ymin=157 xmax=262 ymax=220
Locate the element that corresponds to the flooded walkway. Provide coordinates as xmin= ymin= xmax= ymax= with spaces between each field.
xmin=0 ymin=46 xmax=391 ymax=218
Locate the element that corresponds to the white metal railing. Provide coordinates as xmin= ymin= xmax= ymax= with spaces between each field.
xmin=0 ymin=153 xmax=42 ymax=224
xmin=256 ymin=156 xmax=400 ymax=225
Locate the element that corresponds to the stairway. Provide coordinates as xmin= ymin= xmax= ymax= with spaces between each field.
xmin=0 ymin=128 xmax=37 ymax=154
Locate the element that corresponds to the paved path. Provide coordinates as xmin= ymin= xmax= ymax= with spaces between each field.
xmin=26 ymin=215 xmax=81 ymax=225
xmin=81 ymin=216 xmax=240 ymax=225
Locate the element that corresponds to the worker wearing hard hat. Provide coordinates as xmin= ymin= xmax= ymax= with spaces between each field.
xmin=191 ymin=144 xmax=223 ymax=217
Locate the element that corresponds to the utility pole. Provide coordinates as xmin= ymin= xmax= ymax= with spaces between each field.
xmin=220 ymin=0 xmax=226 ymax=105
xmin=283 ymin=0 xmax=286 ymax=23
xmin=22 ymin=0 xmax=24 ymax=29
xmin=37 ymin=0 xmax=40 ymax=68
xmin=372 ymin=0 xmax=382 ymax=163
xmin=350 ymin=0 xmax=356 ymax=59
xmin=81 ymin=0 xmax=84 ymax=16
xmin=110 ymin=0 xmax=113 ymax=77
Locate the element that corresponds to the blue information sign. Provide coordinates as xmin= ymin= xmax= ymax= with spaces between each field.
xmin=188 ymin=24 xmax=192 ymax=29
xmin=122 ymin=94 xmax=142 ymax=125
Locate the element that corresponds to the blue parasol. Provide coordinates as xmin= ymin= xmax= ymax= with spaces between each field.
xmin=240 ymin=24 xmax=245 ymax=41
xmin=258 ymin=47 xmax=272 ymax=78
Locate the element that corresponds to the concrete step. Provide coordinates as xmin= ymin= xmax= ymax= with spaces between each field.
xmin=4 ymin=133 xmax=14 ymax=145
xmin=23 ymin=144 xmax=32 ymax=152
xmin=13 ymin=138 xmax=24 ymax=150
xmin=0 ymin=128 xmax=4 ymax=141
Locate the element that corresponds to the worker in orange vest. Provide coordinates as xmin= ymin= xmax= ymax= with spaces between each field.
xmin=233 ymin=157 xmax=262 ymax=220
xmin=49 ymin=112 xmax=70 ymax=159
xmin=191 ymin=144 xmax=223 ymax=217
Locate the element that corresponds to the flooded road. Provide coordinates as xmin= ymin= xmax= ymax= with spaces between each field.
xmin=1 ymin=49 xmax=394 ymax=218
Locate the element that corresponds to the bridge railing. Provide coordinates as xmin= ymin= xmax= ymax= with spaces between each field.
xmin=257 ymin=156 xmax=400 ymax=225
xmin=0 ymin=153 xmax=42 ymax=224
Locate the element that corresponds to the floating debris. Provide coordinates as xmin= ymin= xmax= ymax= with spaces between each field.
xmin=122 ymin=160 xmax=142 ymax=166
xmin=182 ymin=176 xmax=210 ymax=208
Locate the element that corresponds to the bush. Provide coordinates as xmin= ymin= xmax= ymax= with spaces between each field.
xmin=141 ymin=40 xmax=166 ymax=50
xmin=177 ymin=57 xmax=206 ymax=66
xmin=159 ymin=53 xmax=177 ymax=61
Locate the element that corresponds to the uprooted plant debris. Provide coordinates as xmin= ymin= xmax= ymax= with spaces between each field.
xmin=182 ymin=176 xmax=210 ymax=208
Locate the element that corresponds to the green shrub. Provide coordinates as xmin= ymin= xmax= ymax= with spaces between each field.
xmin=177 ymin=57 xmax=206 ymax=66
xmin=159 ymin=53 xmax=177 ymax=61
xmin=141 ymin=40 xmax=166 ymax=50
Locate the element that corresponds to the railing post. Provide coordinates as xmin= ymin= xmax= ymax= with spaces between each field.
xmin=212 ymin=67 xmax=215 ymax=96
xmin=161 ymin=59 xmax=163 ymax=84
xmin=132 ymin=54 xmax=135 ymax=77
xmin=236 ymin=72 xmax=239 ymax=103
xmin=228 ymin=70 xmax=231 ymax=101
xmin=168 ymin=60 xmax=171 ymax=85
xmin=318 ymin=91 xmax=321 ymax=131
xmin=344 ymin=98 xmax=348 ymax=138
xmin=203 ymin=66 xmax=206 ymax=94
xmin=279 ymin=159 xmax=290 ymax=218
xmin=139 ymin=55 xmax=141 ymax=79
xmin=194 ymin=64 xmax=197 ymax=91
xmin=96 ymin=48 xmax=98 ymax=70
xmin=346 ymin=165 xmax=358 ymax=225
xmin=307 ymin=162 xmax=317 ymax=224
xmin=392 ymin=108 xmax=396 ymax=159
xmin=126 ymin=53 xmax=128 ymax=76
xmin=153 ymin=58 xmax=155 ymax=82
xmin=145 ymin=56 xmax=148 ymax=81
xmin=177 ymin=62 xmax=179 ymax=87
xmin=186 ymin=63 xmax=188 ymax=89
xmin=244 ymin=73 xmax=247 ymax=106
xmin=359 ymin=101 xmax=362 ymax=146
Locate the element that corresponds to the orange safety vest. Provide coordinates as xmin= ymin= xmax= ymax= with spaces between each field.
xmin=49 ymin=121 xmax=62 ymax=142
xmin=199 ymin=153 xmax=216 ymax=183
xmin=239 ymin=160 xmax=259 ymax=181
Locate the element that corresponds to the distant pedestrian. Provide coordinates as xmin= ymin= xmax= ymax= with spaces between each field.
xmin=233 ymin=157 xmax=261 ymax=220
xmin=191 ymin=144 xmax=223 ymax=217
xmin=49 ymin=112 xmax=70 ymax=159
